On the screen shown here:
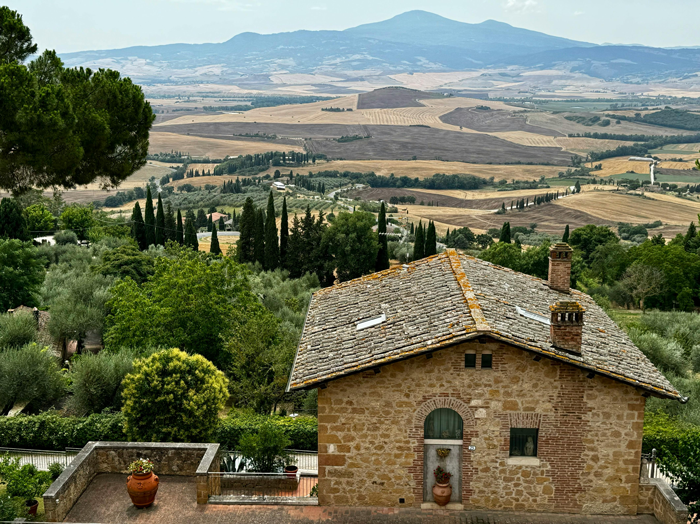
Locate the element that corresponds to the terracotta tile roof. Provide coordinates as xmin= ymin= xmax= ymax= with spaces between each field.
xmin=287 ymin=250 xmax=680 ymax=400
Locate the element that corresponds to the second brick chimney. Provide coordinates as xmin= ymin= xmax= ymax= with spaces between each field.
xmin=548 ymin=243 xmax=572 ymax=293
xmin=549 ymin=301 xmax=585 ymax=353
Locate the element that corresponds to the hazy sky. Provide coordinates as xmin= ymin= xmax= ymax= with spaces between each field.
xmin=9 ymin=0 xmax=700 ymax=53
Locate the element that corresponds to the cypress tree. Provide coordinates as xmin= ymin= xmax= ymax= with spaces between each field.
xmin=184 ymin=216 xmax=198 ymax=250
xmin=176 ymin=210 xmax=184 ymax=245
xmin=264 ymin=192 xmax=279 ymax=270
xmin=280 ymin=196 xmax=289 ymax=268
xmin=144 ymin=186 xmax=155 ymax=247
xmin=414 ymin=221 xmax=425 ymax=261
xmin=210 ymin=224 xmax=221 ymax=255
xmin=155 ymin=194 xmax=165 ymax=246
xmin=254 ymin=209 xmax=265 ymax=266
xmin=131 ymin=201 xmax=147 ymax=250
xmin=376 ymin=201 xmax=390 ymax=271
xmin=218 ymin=216 xmax=225 ymax=231
xmin=207 ymin=215 xmax=213 ymax=232
xmin=196 ymin=209 xmax=207 ymax=230
xmin=562 ymin=224 xmax=570 ymax=243
xmin=499 ymin=222 xmax=511 ymax=244
xmin=425 ymin=221 xmax=437 ymax=257
xmin=410 ymin=223 xmax=414 ymax=235
xmin=164 ymin=203 xmax=176 ymax=243
xmin=236 ymin=197 xmax=256 ymax=263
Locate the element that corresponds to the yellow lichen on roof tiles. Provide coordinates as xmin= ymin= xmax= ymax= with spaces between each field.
xmin=446 ymin=250 xmax=490 ymax=332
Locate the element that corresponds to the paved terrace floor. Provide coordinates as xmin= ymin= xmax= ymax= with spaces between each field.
xmin=64 ymin=474 xmax=661 ymax=524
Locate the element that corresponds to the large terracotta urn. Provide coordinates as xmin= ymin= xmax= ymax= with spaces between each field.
xmin=126 ymin=471 xmax=160 ymax=508
xmin=432 ymin=481 xmax=452 ymax=506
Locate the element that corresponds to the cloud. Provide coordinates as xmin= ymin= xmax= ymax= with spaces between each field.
xmin=573 ymin=10 xmax=584 ymax=16
xmin=503 ymin=0 xmax=538 ymax=12
xmin=310 ymin=5 xmax=327 ymax=10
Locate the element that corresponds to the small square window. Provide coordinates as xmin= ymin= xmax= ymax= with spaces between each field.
xmin=510 ymin=428 xmax=538 ymax=457
xmin=481 ymin=353 xmax=492 ymax=369
xmin=465 ymin=353 xmax=476 ymax=368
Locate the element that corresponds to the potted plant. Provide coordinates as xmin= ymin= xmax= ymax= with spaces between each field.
xmin=0 ymin=456 xmax=51 ymax=516
xmin=284 ymin=464 xmax=298 ymax=479
xmin=432 ymin=466 xmax=452 ymax=506
xmin=126 ymin=458 xmax=159 ymax=508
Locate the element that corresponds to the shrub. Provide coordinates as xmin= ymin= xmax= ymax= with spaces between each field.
xmin=0 ymin=311 xmax=37 ymax=349
xmin=54 ymin=230 xmax=78 ymax=245
xmin=69 ymin=350 xmax=140 ymax=415
xmin=238 ymin=421 xmax=291 ymax=472
xmin=0 ymin=493 xmax=25 ymax=521
xmin=121 ymin=349 xmax=229 ymax=442
xmin=0 ymin=456 xmax=52 ymax=503
xmin=0 ymin=344 xmax=65 ymax=416
xmin=48 ymin=462 xmax=64 ymax=481
xmin=217 ymin=412 xmax=317 ymax=451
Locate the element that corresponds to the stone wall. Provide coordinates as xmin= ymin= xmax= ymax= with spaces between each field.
xmin=317 ymin=340 xmax=646 ymax=514
xmin=637 ymin=479 xmax=688 ymax=524
xmin=43 ymin=442 xmax=220 ymax=522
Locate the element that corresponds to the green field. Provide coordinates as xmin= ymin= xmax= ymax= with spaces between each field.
xmin=607 ymin=172 xmax=700 ymax=183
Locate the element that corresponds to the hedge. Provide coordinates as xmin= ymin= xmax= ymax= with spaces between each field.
xmin=0 ymin=411 xmax=317 ymax=452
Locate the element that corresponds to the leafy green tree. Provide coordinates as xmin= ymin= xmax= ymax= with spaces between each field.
xmin=562 ymin=224 xmax=570 ymax=243
xmin=176 ymin=209 xmax=184 ymax=245
xmin=0 ymin=239 xmax=43 ymax=310
xmin=0 ymin=13 xmax=153 ymax=193
xmin=254 ymin=208 xmax=265 ymax=266
xmin=236 ymin=198 xmax=256 ymax=263
xmin=226 ymin=307 xmax=297 ymax=414
xmin=590 ymin=242 xmax=630 ymax=285
xmin=684 ymin=222 xmax=699 ymax=252
xmin=131 ymin=202 xmax=147 ymax=250
xmin=144 ymin=187 xmax=155 ymax=247
xmin=0 ymin=7 xmax=37 ymax=63
xmin=280 ymin=196 xmax=289 ymax=268
xmin=0 ymin=343 xmax=64 ymax=416
xmin=60 ymin=204 xmax=94 ymax=242
xmin=155 ymin=194 xmax=165 ymax=246
xmin=121 ymin=348 xmax=228 ymax=442
xmin=568 ymin=224 xmax=618 ymax=264
xmin=413 ymin=221 xmax=425 ymax=260
xmin=0 ymin=311 xmax=37 ymax=349
xmin=164 ymin=203 xmax=176 ymax=243
xmin=210 ymin=224 xmax=221 ymax=255
xmin=376 ymin=202 xmax=390 ymax=271
xmin=105 ymin=248 xmax=254 ymax=366
xmin=264 ymin=192 xmax=279 ymax=270
xmin=238 ymin=421 xmax=291 ymax=472
xmin=498 ymin=222 xmax=511 ymax=244
xmin=94 ymin=244 xmax=154 ymax=284
xmin=425 ymin=221 xmax=437 ymax=257
xmin=0 ymin=198 xmax=30 ymax=240
xmin=184 ymin=215 xmax=198 ymax=250
xmin=322 ymin=211 xmax=379 ymax=283
xmin=621 ymin=264 xmax=666 ymax=311
xmin=23 ymin=203 xmax=54 ymax=234
xmin=479 ymin=242 xmax=522 ymax=271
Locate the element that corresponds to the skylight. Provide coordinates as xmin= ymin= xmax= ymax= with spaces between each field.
xmin=515 ymin=306 xmax=550 ymax=326
xmin=356 ymin=313 xmax=387 ymax=330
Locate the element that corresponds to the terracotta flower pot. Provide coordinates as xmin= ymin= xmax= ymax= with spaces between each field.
xmin=432 ymin=482 xmax=452 ymax=506
xmin=26 ymin=499 xmax=39 ymax=516
xmin=126 ymin=471 xmax=160 ymax=508
xmin=284 ymin=465 xmax=298 ymax=479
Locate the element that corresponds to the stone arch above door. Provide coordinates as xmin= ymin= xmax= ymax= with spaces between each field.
xmin=413 ymin=397 xmax=476 ymax=430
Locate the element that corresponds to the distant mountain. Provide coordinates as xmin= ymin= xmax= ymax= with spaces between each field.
xmin=59 ymin=10 xmax=700 ymax=85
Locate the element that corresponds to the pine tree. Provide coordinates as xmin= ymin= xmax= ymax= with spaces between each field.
xmin=414 ymin=221 xmax=425 ymax=261
xmin=176 ymin=210 xmax=184 ymax=245
xmin=184 ymin=215 xmax=198 ymax=250
xmin=280 ymin=196 xmax=289 ymax=268
xmin=155 ymin=194 xmax=165 ymax=246
xmin=264 ymin=192 xmax=279 ymax=270
xmin=144 ymin=186 xmax=155 ymax=247
xmin=164 ymin=203 xmax=176 ymax=243
xmin=236 ymin=197 xmax=256 ymax=263
xmin=210 ymin=224 xmax=221 ymax=255
xmin=254 ymin=208 xmax=265 ymax=266
xmin=425 ymin=221 xmax=437 ymax=257
xmin=376 ymin=201 xmax=390 ymax=271
xmin=562 ymin=224 xmax=570 ymax=243
xmin=499 ymin=222 xmax=511 ymax=244
xmin=131 ymin=201 xmax=147 ymax=250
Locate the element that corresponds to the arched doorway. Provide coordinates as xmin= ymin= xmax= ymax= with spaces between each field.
xmin=423 ymin=408 xmax=463 ymax=504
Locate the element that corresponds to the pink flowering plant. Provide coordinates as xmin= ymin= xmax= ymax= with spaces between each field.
xmin=433 ymin=466 xmax=451 ymax=484
xmin=127 ymin=459 xmax=154 ymax=475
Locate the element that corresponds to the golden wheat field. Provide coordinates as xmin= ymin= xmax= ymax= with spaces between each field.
xmin=593 ymin=156 xmax=697 ymax=177
xmin=553 ymin=191 xmax=700 ymax=224
xmin=149 ymin=132 xmax=304 ymax=158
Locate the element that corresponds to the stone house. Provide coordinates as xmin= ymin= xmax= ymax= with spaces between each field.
xmin=287 ymin=246 xmax=684 ymax=515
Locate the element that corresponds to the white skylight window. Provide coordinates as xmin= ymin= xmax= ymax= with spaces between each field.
xmin=516 ymin=306 xmax=550 ymax=326
xmin=356 ymin=313 xmax=386 ymax=330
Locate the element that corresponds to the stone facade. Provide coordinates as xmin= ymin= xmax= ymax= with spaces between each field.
xmin=317 ymin=340 xmax=646 ymax=514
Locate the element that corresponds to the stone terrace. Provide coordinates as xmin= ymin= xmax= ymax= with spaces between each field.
xmin=64 ymin=474 xmax=663 ymax=524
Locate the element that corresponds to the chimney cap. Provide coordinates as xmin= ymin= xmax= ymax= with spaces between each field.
xmin=550 ymin=242 xmax=572 ymax=253
xmin=549 ymin=301 xmax=585 ymax=313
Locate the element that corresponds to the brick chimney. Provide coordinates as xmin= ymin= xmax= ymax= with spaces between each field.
xmin=549 ymin=301 xmax=585 ymax=353
xmin=548 ymin=243 xmax=573 ymax=293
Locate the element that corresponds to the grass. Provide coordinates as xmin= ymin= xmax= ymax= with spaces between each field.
xmin=607 ymin=308 xmax=642 ymax=330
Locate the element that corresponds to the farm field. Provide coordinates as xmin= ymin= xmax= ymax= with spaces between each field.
xmin=440 ymin=107 xmax=562 ymax=136
xmin=149 ymin=132 xmax=304 ymax=158
xmin=524 ymin=111 xmax=696 ymax=137
xmin=356 ymin=87 xmax=445 ymax=109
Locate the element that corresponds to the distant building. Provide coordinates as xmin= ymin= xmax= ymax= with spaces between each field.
xmin=206 ymin=212 xmax=229 ymax=223
xmin=272 ymin=181 xmax=286 ymax=191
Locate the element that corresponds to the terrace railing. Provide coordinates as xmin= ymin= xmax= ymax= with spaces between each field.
xmin=207 ymin=471 xmax=318 ymax=505
xmin=0 ymin=447 xmax=79 ymax=471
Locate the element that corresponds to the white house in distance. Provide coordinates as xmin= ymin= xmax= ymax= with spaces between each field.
xmin=272 ymin=181 xmax=286 ymax=191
